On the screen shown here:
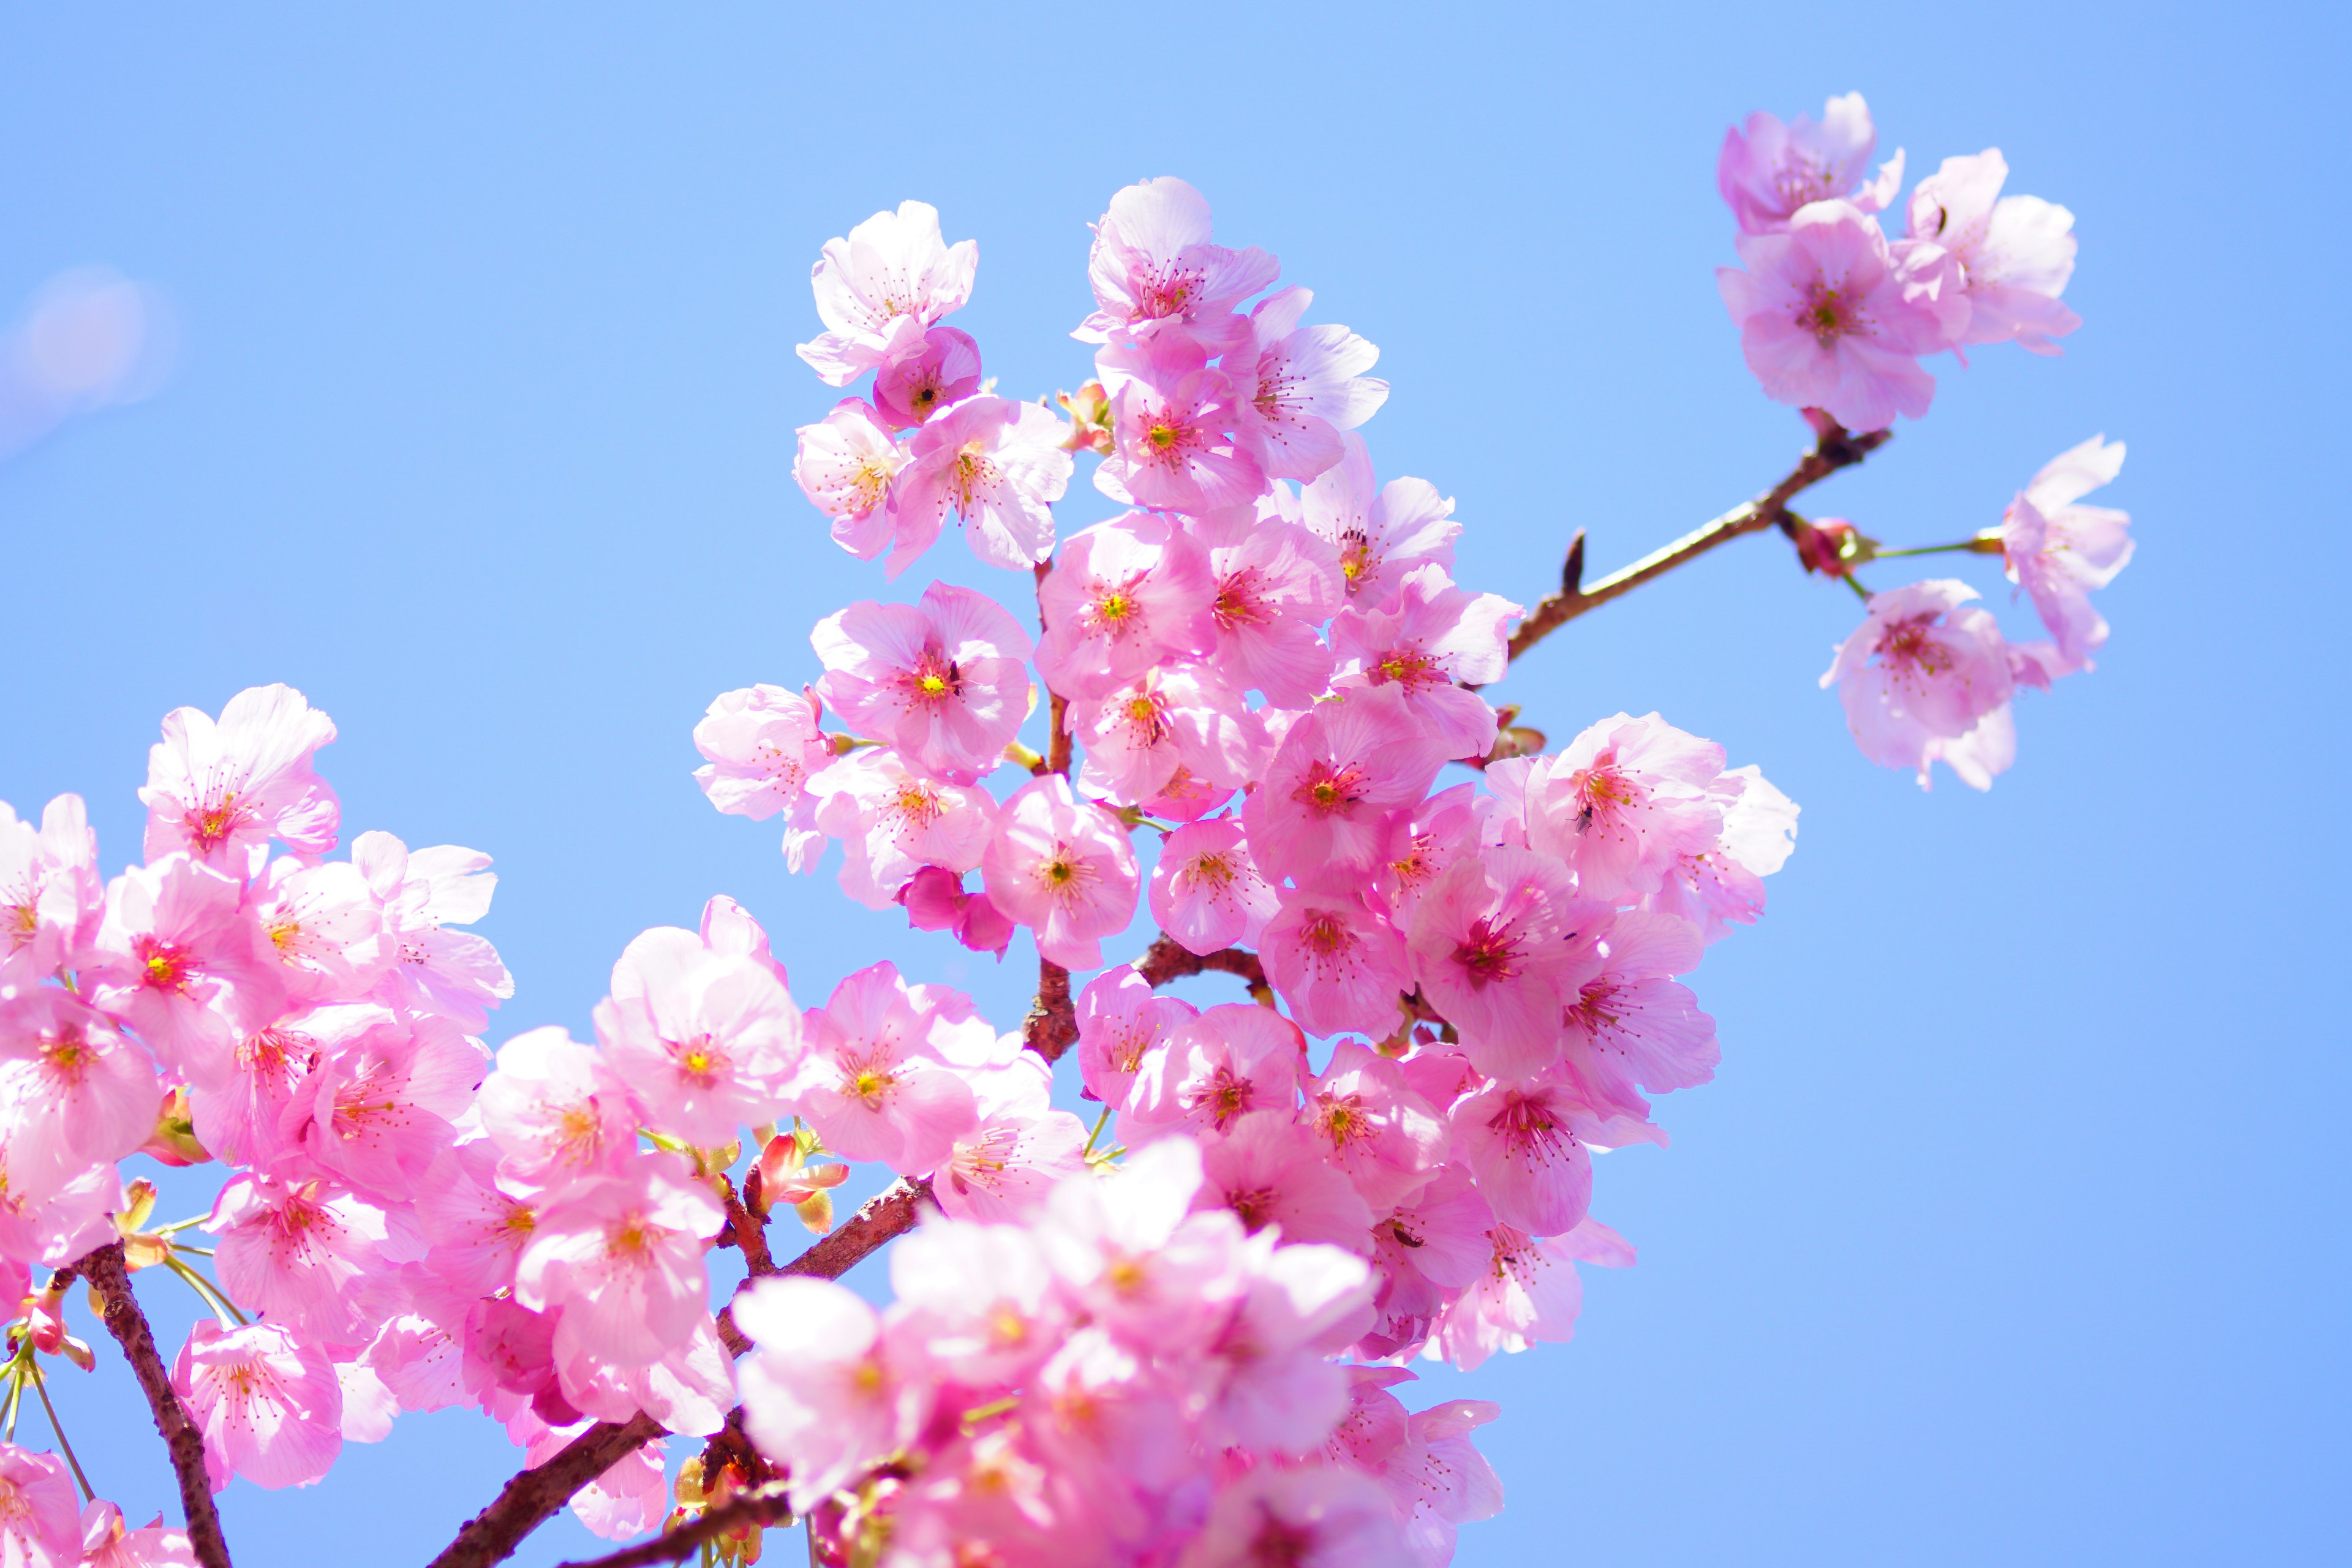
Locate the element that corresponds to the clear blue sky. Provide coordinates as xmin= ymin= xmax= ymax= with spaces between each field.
xmin=3 ymin=5 xmax=2344 ymax=1564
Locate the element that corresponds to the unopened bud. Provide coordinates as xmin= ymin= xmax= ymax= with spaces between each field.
xmin=136 ymin=1087 xmax=209 ymax=1167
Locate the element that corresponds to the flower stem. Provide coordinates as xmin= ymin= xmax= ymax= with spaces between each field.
xmin=28 ymin=1362 xmax=94 ymax=1502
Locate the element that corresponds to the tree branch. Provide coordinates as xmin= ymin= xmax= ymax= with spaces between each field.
xmin=75 ymin=1243 xmax=235 ymax=1568
xmin=555 ymin=1485 xmax=794 ymax=1568
xmin=1134 ymin=934 xmax=1268 ymax=995
xmin=426 ymin=1180 xmax=930 ymax=1568
xmin=1494 ymin=422 xmax=1893 ymax=674
xmin=1022 ymin=957 xmax=1078 ymax=1061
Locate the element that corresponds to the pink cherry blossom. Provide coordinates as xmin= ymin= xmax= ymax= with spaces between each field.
xmin=1717 ymin=199 xmax=1956 ymax=431
xmin=1149 ymin=816 xmax=1279 ymax=957
xmin=0 ymin=989 xmax=159 ymax=1195
xmin=1302 ymin=1040 xmax=1445 ymax=1212
xmin=1077 ymin=176 xmax=1278 ymax=343
xmin=246 ymin=858 xmax=384 ymax=1005
xmin=210 ymin=1170 xmax=403 ymax=1342
xmin=139 ymin=683 xmax=339 ymax=872
xmin=514 ymin=1150 xmax=722 ymax=1366
xmin=735 ymin=1276 xmax=932 ymax=1515
xmin=1126 ymin=1004 xmax=1307 ymax=1143
xmin=1430 ymin=1217 xmax=1630 ymax=1372
xmin=0 ymin=1446 xmax=79 ymax=1567
xmin=1040 ymin=1139 xmax=1251 ymax=1349
xmin=1499 ymin=712 xmax=1731 ymax=905
xmin=1182 ymin=1467 xmax=1412 ymax=1568
xmin=891 ymin=1218 xmax=1066 ymax=1384
xmin=558 ymin=1315 xmax=734 ymax=1437
xmin=0 ymin=1149 xmax=118 ymax=1268
xmin=1094 ymin=333 xmax=1267 ymax=513
xmin=1717 ymin=92 xmax=1904 ymax=233
xmin=77 ymin=1499 xmax=197 ymax=1568
xmin=1071 ymin=664 xmax=1266 ymax=807
xmin=350 ymin=831 xmax=512 ymax=1031
xmin=1196 ymin=1109 xmax=1374 ymax=1251
xmin=1331 ymin=564 xmax=1519 ymax=761
xmin=1452 ymin=1076 xmax=1594 ymax=1237
xmin=1384 ymin=1396 xmax=1507 ymax=1565
xmin=807 ymin=747 xmax=998 ymax=910
xmin=1821 ymin=579 xmax=2019 ymax=789
xmin=1243 ymin=685 xmax=1446 ymax=884
xmin=791 ymin=961 xmax=979 ymax=1174
xmin=1406 ymin=847 xmax=1588 ymax=1080
xmin=173 ymin=1317 xmax=345 ymax=1490
xmin=872 ymin=326 xmax=982 ymax=429
xmin=1643 ymin=764 xmax=1801 ymax=943
xmin=1035 ymin=512 xmax=1216 ymax=699
xmin=812 ymin=582 xmax=1034 ymax=782
xmin=793 ymin=398 xmax=907 ymax=561
xmin=1260 ymin=884 xmax=1411 ymax=1039
xmin=692 ymin=684 xmax=829 ymax=872
xmin=897 ymin=865 xmax=1014 ymax=958
xmin=978 ymin=775 xmax=1139 ymax=970
xmin=0 ymin=794 xmax=99 ymax=986
xmin=595 ymin=937 xmax=800 ymax=1148
xmin=1224 ymin=285 xmax=1389 ymax=481
xmin=886 ymin=395 xmax=1074 ymax=575
xmin=415 ymin=1141 xmax=537 ymax=1297
xmin=1073 ymin=965 xmax=1196 ymax=1109
xmin=280 ymin=1005 xmax=484 ymax=1201
xmin=475 ymin=1025 xmax=642 ymax=1193
xmin=1196 ymin=1238 xmax=1373 ymax=1452
xmin=1996 ymin=435 xmax=2131 ymax=668
xmin=934 ymin=1105 xmax=1090 ymax=1223
xmin=1554 ymin=911 xmax=1717 ymax=1124
xmin=566 ymin=1441 xmax=671 ymax=1541
xmin=92 ymin=854 xmax=271 ymax=1081
xmin=797 ymin=200 xmax=978 ymax=386
xmin=1302 ymin=434 xmax=1460 ymax=606
xmin=1907 ymin=150 xmax=2080 ymax=355
xmin=1197 ymin=513 xmax=1344 ymax=707
xmin=200 ymin=1018 xmax=325 ymax=1177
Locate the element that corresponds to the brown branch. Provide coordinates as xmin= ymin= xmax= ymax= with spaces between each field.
xmin=1493 ymin=421 xmax=1893 ymax=674
xmin=1022 ymin=957 xmax=1078 ymax=1061
xmin=77 ymin=1243 xmax=235 ymax=1568
xmin=555 ymin=1485 xmax=794 ymax=1568
xmin=427 ymin=1179 xmax=929 ymax=1568
xmin=1134 ymin=934 xmax=1268 ymax=995
xmin=715 ymin=1175 xmax=775 ymax=1281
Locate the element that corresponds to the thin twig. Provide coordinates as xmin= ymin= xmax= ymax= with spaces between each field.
xmin=716 ymin=1175 xmax=775 ymax=1280
xmin=425 ymin=1180 xmax=929 ymax=1568
xmin=1022 ymin=957 xmax=1078 ymax=1061
xmin=555 ymin=1485 xmax=794 ymax=1568
xmin=1491 ymin=422 xmax=1893 ymax=675
xmin=78 ymin=1243 xmax=235 ymax=1568
xmin=1133 ymin=934 xmax=1269 ymax=997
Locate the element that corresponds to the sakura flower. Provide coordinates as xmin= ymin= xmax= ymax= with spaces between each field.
xmin=351 ymin=831 xmax=512 ymax=1031
xmin=1041 ymin=1138 xmax=1252 ymax=1347
xmin=1406 ymin=848 xmax=1588 ymax=1080
xmin=1385 ymin=1398 xmax=1507 ymax=1564
xmin=595 ymin=937 xmax=801 ymax=1149
xmin=1451 ymin=1076 xmax=1595 ymax=1237
xmin=1331 ymin=564 xmax=1520 ymax=760
xmin=793 ymin=398 xmax=908 ymax=561
xmin=415 ymin=1141 xmax=537 ymax=1297
xmin=1148 ymin=816 xmax=1279 ymax=957
xmin=891 ymin=1218 xmax=1066 ymax=1384
xmin=897 ymin=865 xmax=1014 ymax=958
xmin=1076 ymin=176 xmax=1278 ymax=342
xmin=979 ymin=775 xmax=1139 ymax=970
xmin=514 ymin=1149 xmax=723 ymax=1366
xmin=1035 ymin=511 xmax=1216 ymax=699
xmin=559 ymin=1316 xmax=734 ymax=1437
xmin=796 ymin=200 xmax=978 ymax=386
xmin=76 ymin=1499 xmax=197 ymax=1568
xmin=1125 ymin=1003 xmax=1308 ymax=1142
xmin=736 ymin=1276 xmax=933 ymax=1515
xmin=246 ymin=858 xmax=385 ymax=1005
xmin=92 ymin=854 xmax=272 ymax=1081
xmin=1243 ymin=685 xmax=1446 ymax=884
xmin=1094 ymin=333 xmax=1266 ymax=513
xmin=1196 ymin=1109 xmax=1374 ymax=1251
xmin=791 ymin=961 xmax=979 ymax=1175
xmin=0 ymin=1148 xmax=118 ymax=1268
xmin=1644 ymin=764 xmax=1801 ymax=943
xmin=0 ymin=794 xmax=99 ymax=986
xmin=1072 ymin=965 xmax=1197 ymax=1109
xmin=1376 ymin=1163 xmax=1496 ymax=1303
xmin=1302 ymin=434 xmax=1460 ymax=607
xmin=1994 ymin=435 xmax=2132 ymax=668
xmin=1197 ymin=513 xmax=1344 ymax=706
xmin=173 ymin=1317 xmax=345 ymax=1490
xmin=210 ymin=1170 xmax=404 ymax=1342
xmin=692 ymin=684 xmax=829 ymax=872
xmin=1183 ymin=1467 xmax=1412 ymax=1568
xmin=0 ymin=989 xmax=160 ymax=1196
xmin=0 ymin=1446 xmax=81 ymax=1566
xmin=1071 ymin=664 xmax=1266 ymax=807
xmin=1224 ymin=286 xmax=1389 ymax=481
xmin=1198 ymin=1238 xmax=1374 ymax=1452
xmin=886 ymin=395 xmax=1074 ymax=575
xmin=1373 ymin=783 xmax=1501 ymax=930
xmin=812 ymin=582 xmax=1035 ymax=782
xmin=1717 ymin=91 xmax=1904 ymax=233
xmin=807 ymin=747 xmax=998 ymax=910
xmin=568 ymin=1441 xmax=671 ymax=1541
xmin=1303 ymin=1040 xmax=1446 ymax=1212
xmin=1821 ymin=579 xmax=2019 ymax=788
xmin=1717 ymin=199 xmax=1956 ymax=431
xmin=872 ymin=325 xmax=982 ymax=429
xmin=475 ymin=1025 xmax=642 ymax=1192
xmin=1260 ymin=886 xmax=1412 ymax=1039
xmin=1428 ymin=1217 xmax=1630 ymax=1372
xmin=1499 ymin=712 xmax=1731 ymax=905
xmin=279 ymin=1004 xmax=483 ymax=1201
xmin=1907 ymin=149 xmax=2081 ymax=355
xmin=184 ymin=1019 xmax=312 ymax=1170
xmin=138 ymin=683 xmax=339 ymax=872
xmin=1554 ymin=911 xmax=1717 ymax=1124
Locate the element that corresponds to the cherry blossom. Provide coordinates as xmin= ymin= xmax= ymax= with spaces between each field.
xmin=793 ymin=398 xmax=907 ymax=560
xmin=1498 ymin=712 xmax=1730 ymax=905
xmin=1995 ymin=434 xmax=2132 ymax=668
xmin=736 ymin=1277 xmax=931 ymax=1515
xmin=797 ymin=200 xmax=977 ymax=386
xmin=807 ymin=747 xmax=998 ymax=909
xmin=813 ymin=582 xmax=1034 ymax=782
xmin=1243 ymin=685 xmax=1446 ymax=884
xmin=1822 ymin=579 xmax=2020 ymax=788
xmin=1330 ymin=564 xmax=1519 ymax=761
xmin=1906 ymin=150 xmax=2081 ymax=356
xmin=0 ymin=794 xmax=99 ymax=987
xmin=1717 ymin=91 xmax=1904 ymax=233
xmin=1260 ymin=884 xmax=1412 ymax=1039
xmin=692 ymin=684 xmax=829 ymax=871
xmin=1035 ymin=512 xmax=1216 ymax=699
xmin=0 ymin=989 xmax=160 ymax=1194
xmin=873 ymin=325 xmax=982 ymax=429
xmin=1223 ymin=286 xmax=1389 ymax=481
xmin=1077 ymin=176 xmax=1278 ymax=343
xmin=1196 ymin=512 xmax=1344 ymax=706
xmin=0 ymin=1445 xmax=82 ymax=1566
xmin=513 ymin=1150 xmax=723 ymax=1366
xmin=1073 ymin=965 xmax=1197 ymax=1109
xmin=1302 ymin=434 xmax=1460 ymax=606
xmin=1094 ymin=334 xmax=1266 ymax=513
xmin=138 ymin=684 xmax=339 ymax=872
xmin=595 ymin=933 xmax=801 ymax=1148
xmin=979 ymin=775 xmax=1139 ymax=970
xmin=887 ymin=395 xmax=1074 ymax=575
xmin=791 ymin=961 xmax=979 ymax=1174
xmin=173 ymin=1317 xmax=345 ymax=1490
xmin=1148 ymin=816 xmax=1278 ymax=957
xmin=350 ymin=831 xmax=512 ymax=1031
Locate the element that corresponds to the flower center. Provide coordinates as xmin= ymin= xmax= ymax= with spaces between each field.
xmin=1146 ymin=421 xmax=1180 ymax=452
xmin=1451 ymin=919 xmax=1520 ymax=987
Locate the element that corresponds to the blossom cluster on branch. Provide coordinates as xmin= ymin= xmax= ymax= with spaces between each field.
xmin=0 ymin=89 xmax=2130 ymax=1568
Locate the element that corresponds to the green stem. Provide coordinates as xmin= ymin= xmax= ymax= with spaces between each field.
xmin=165 ymin=1257 xmax=248 ymax=1326
xmin=1080 ymin=1104 xmax=1114 ymax=1158
xmin=28 ymin=1362 xmax=94 ymax=1502
xmin=1842 ymin=573 xmax=1872 ymax=603
xmin=1868 ymin=540 xmax=1983 ymax=559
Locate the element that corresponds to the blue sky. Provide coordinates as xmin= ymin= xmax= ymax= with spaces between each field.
xmin=2 ymin=4 xmax=2345 ymax=1564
